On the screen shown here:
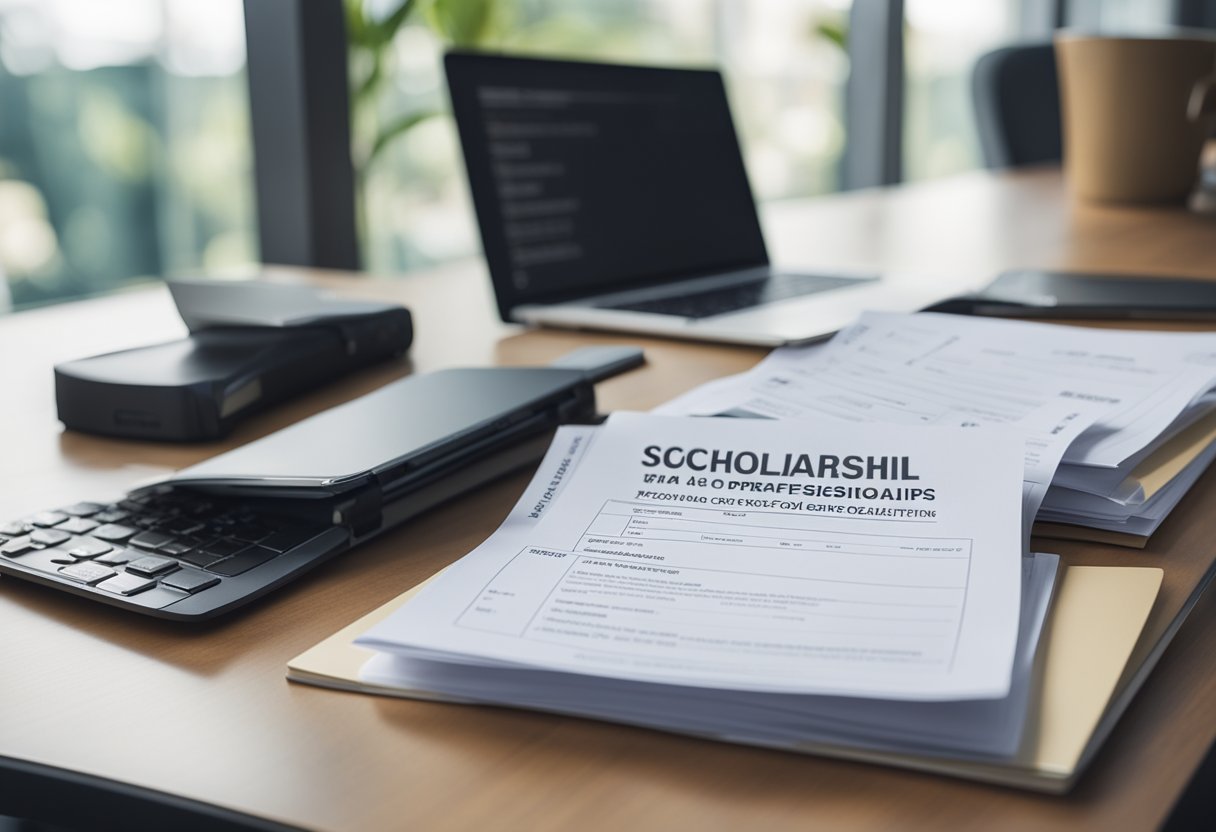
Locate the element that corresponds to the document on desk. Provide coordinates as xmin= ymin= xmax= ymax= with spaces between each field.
xmin=659 ymin=311 xmax=1216 ymax=470
xmin=359 ymin=412 xmax=1027 ymax=701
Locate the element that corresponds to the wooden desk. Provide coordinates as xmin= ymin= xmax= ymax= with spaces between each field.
xmin=4 ymin=168 xmax=1216 ymax=831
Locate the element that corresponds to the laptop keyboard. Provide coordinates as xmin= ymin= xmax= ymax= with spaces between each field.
xmin=604 ymin=273 xmax=870 ymax=319
xmin=0 ymin=492 xmax=329 ymax=617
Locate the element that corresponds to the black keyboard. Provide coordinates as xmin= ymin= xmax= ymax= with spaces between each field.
xmin=605 ymin=272 xmax=872 ymax=319
xmin=0 ymin=491 xmax=340 ymax=620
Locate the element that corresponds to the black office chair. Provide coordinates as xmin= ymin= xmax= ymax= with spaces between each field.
xmin=972 ymin=43 xmax=1062 ymax=169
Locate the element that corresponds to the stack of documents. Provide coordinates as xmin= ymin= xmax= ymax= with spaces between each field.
xmin=658 ymin=311 xmax=1216 ymax=546
xmin=357 ymin=414 xmax=1039 ymax=755
xmin=1037 ymin=408 xmax=1216 ymax=539
xmin=289 ymin=414 xmax=1161 ymax=790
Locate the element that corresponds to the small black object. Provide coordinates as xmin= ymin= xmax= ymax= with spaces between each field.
xmin=923 ymin=270 xmax=1216 ymax=321
xmin=54 ymin=279 xmax=413 ymax=441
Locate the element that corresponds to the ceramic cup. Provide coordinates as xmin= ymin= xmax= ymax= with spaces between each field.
xmin=1055 ymin=33 xmax=1216 ymax=204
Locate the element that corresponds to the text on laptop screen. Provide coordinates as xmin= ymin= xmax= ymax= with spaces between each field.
xmin=445 ymin=53 xmax=768 ymax=315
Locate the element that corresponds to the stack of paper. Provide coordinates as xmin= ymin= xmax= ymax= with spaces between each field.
xmin=290 ymin=558 xmax=1161 ymax=791
xmin=290 ymin=414 xmax=1161 ymax=788
xmin=658 ymin=311 xmax=1216 ymax=546
xmin=350 ymin=413 xmax=1059 ymax=762
xmin=1037 ymin=408 xmax=1216 ymax=538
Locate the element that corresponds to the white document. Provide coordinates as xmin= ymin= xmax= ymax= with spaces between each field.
xmin=361 ymin=552 xmax=1058 ymax=759
xmin=1048 ymin=393 xmax=1216 ymax=501
xmin=658 ymin=354 xmax=1096 ymax=544
xmin=359 ymin=412 xmax=1027 ymax=701
xmin=660 ymin=311 xmax=1216 ymax=470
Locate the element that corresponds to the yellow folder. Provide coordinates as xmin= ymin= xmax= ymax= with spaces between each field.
xmin=1033 ymin=411 xmax=1216 ymax=548
xmin=1132 ymin=409 xmax=1216 ymax=500
xmin=287 ymin=565 xmax=1161 ymax=793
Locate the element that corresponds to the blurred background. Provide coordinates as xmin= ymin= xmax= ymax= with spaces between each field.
xmin=0 ymin=0 xmax=1191 ymax=312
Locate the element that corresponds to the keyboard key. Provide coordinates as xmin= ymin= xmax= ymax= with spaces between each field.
xmin=58 ymin=562 xmax=117 ymax=585
xmin=30 ymin=529 xmax=71 ymax=547
xmin=62 ymin=502 xmax=105 ymax=517
xmin=129 ymin=530 xmax=174 ymax=551
xmin=200 ymin=522 xmax=230 ymax=538
xmin=180 ymin=550 xmax=224 ymax=568
xmin=159 ymin=517 xmax=205 ymax=535
xmin=57 ymin=517 xmax=99 ymax=535
xmin=208 ymin=546 xmax=276 ymax=576
xmin=158 ymin=537 xmax=201 ymax=556
xmin=161 ymin=570 xmax=220 ymax=594
xmin=94 ymin=548 xmax=137 ymax=566
xmin=31 ymin=511 xmax=68 ymax=528
xmin=93 ymin=524 xmax=137 ymax=543
xmin=202 ymin=538 xmax=249 ymax=558
xmin=96 ymin=573 xmax=157 ymax=596
xmin=259 ymin=527 xmax=321 ymax=553
xmin=0 ymin=521 xmax=32 ymax=537
xmin=92 ymin=509 xmax=130 ymax=524
xmin=229 ymin=523 xmax=271 ymax=543
xmin=67 ymin=539 xmax=113 ymax=559
xmin=1 ymin=536 xmax=37 ymax=557
xmin=126 ymin=555 xmax=178 ymax=577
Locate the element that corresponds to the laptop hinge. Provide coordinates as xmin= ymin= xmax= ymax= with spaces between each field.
xmin=333 ymin=483 xmax=383 ymax=538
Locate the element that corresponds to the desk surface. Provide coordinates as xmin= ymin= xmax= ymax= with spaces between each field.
xmin=4 ymin=167 xmax=1216 ymax=831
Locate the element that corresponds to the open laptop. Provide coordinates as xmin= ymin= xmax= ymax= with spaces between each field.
xmin=445 ymin=51 xmax=930 ymax=347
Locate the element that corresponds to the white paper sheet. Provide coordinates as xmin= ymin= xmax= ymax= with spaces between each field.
xmin=361 ymin=552 xmax=1058 ymax=759
xmin=658 ymin=357 xmax=1095 ymax=545
xmin=359 ymin=412 xmax=1027 ymax=701
xmin=659 ymin=311 xmax=1216 ymax=470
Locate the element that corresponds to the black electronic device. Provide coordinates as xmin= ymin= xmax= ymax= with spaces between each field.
xmin=54 ymin=278 xmax=413 ymax=441
xmin=2 ymin=367 xmax=598 ymax=620
xmin=443 ymin=51 xmax=897 ymax=347
xmin=924 ymin=270 xmax=1216 ymax=320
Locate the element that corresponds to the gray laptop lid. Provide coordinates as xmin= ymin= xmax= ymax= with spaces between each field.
xmin=167 ymin=277 xmax=398 ymax=332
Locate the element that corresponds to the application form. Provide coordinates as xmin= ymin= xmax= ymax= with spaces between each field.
xmin=360 ymin=413 xmax=1027 ymax=701
xmin=658 ymin=311 xmax=1216 ymax=469
xmin=362 ymin=551 xmax=1058 ymax=758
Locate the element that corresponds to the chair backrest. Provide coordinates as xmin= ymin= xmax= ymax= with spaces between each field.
xmin=972 ymin=43 xmax=1062 ymax=169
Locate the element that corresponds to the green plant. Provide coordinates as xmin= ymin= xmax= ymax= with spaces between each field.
xmin=423 ymin=0 xmax=502 ymax=47
xmin=345 ymin=0 xmax=505 ymax=256
xmin=346 ymin=0 xmax=422 ymax=185
xmin=813 ymin=16 xmax=848 ymax=52
xmin=345 ymin=0 xmax=503 ymax=183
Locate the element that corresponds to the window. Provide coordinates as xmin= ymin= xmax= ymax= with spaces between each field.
xmin=352 ymin=0 xmax=852 ymax=274
xmin=0 ymin=0 xmax=255 ymax=312
xmin=2 ymin=0 xmax=1203 ymax=311
xmin=903 ymin=0 xmax=1019 ymax=182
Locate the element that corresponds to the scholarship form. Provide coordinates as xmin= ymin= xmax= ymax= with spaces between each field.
xmin=359 ymin=413 xmax=1027 ymax=701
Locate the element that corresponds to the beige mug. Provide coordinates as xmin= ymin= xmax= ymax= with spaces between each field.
xmin=1055 ymin=33 xmax=1216 ymax=204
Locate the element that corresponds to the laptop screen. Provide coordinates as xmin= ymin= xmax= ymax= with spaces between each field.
xmin=445 ymin=52 xmax=768 ymax=319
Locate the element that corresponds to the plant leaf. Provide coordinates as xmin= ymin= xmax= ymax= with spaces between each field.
xmin=814 ymin=20 xmax=848 ymax=51
xmin=345 ymin=0 xmax=373 ymax=48
xmin=355 ymin=53 xmax=384 ymax=103
xmin=373 ymin=0 xmax=417 ymax=46
xmin=424 ymin=0 xmax=498 ymax=47
xmin=367 ymin=111 xmax=439 ymax=167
